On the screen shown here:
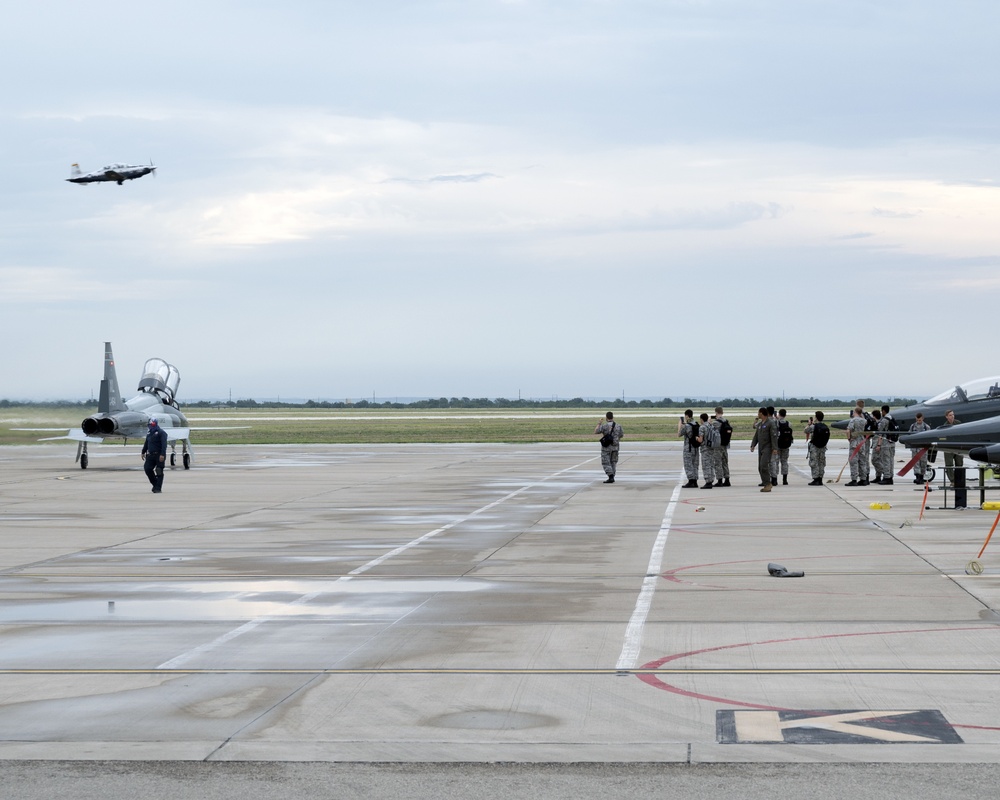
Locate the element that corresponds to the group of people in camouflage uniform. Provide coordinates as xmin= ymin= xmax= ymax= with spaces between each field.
xmin=594 ymin=402 xmax=920 ymax=490
xmin=844 ymin=402 xmax=900 ymax=487
xmin=749 ymin=406 xmax=826 ymax=492
xmin=676 ymin=407 xmax=733 ymax=489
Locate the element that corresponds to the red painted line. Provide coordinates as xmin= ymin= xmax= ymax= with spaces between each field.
xmin=636 ymin=626 xmax=1000 ymax=730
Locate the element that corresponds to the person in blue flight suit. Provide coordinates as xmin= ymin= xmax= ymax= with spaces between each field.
xmin=141 ymin=417 xmax=168 ymax=493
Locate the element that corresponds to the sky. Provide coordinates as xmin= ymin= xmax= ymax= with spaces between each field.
xmin=2 ymin=1 xmax=999 ymax=402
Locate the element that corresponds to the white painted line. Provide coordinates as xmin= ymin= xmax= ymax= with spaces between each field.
xmin=616 ymin=481 xmax=682 ymax=670
xmin=157 ymin=456 xmax=598 ymax=669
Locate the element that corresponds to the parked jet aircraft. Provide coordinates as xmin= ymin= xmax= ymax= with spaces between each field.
xmin=42 ymin=343 xmax=191 ymax=469
xmin=899 ymin=416 xmax=1000 ymax=466
xmin=832 ymin=375 xmax=1000 ymax=430
xmin=66 ymin=161 xmax=156 ymax=185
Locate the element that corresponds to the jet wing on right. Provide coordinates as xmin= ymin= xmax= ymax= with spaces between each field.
xmin=899 ymin=415 xmax=1000 ymax=465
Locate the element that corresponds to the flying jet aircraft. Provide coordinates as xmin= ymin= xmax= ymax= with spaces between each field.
xmin=42 ymin=343 xmax=192 ymax=469
xmin=832 ymin=375 xmax=1000 ymax=431
xmin=66 ymin=161 xmax=156 ymax=185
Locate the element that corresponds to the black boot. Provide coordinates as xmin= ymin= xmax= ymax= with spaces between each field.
xmin=782 ymin=475 xmax=788 ymax=485
xmin=701 ymin=481 xmax=713 ymax=489
xmin=684 ymin=479 xmax=698 ymax=488
xmin=715 ymin=479 xmax=724 ymax=487
xmin=914 ymin=473 xmax=923 ymax=484
xmin=723 ymin=478 xmax=731 ymax=487
xmin=604 ymin=475 xmax=615 ymax=484
xmin=771 ymin=476 xmax=778 ymax=486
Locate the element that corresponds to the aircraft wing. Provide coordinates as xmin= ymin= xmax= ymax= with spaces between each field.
xmin=35 ymin=429 xmax=104 ymax=443
xmin=911 ymin=440 xmax=995 ymax=454
xmin=104 ymin=170 xmax=125 ymax=181
xmin=898 ymin=415 xmax=1000 ymax=456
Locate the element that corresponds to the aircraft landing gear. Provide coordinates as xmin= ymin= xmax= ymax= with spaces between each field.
xmin=170 ymin=452 xmax=176 ymax=467
xmin=183 ymin=452 xmax=191 ymax=469
xmin=77 ymin=441 xmax=89 ymax=469
xmin=81 ymin=453 xmax=88 ymax=469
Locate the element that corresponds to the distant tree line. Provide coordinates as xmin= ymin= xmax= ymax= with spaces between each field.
xmin=0 ymin=399 xmax=96 ymax=409
xmin=176 ymin=396 xmax=920 ymax=410
xmin=1 ymin=396 xmax=921 ymax=411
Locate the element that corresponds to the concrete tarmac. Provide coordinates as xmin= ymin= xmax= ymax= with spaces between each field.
xmin=1 ymin=440 xmax=1000 ymax=789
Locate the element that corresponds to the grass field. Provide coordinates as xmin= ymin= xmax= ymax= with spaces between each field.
xmin=0 ymin=406 xmax=854 ymax=446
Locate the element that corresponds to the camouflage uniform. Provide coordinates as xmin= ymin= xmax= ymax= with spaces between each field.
xmin=908 ymin=420 xmax=931 ymax=480
xmin=699 ymin=421 xmax=717 ymax=484
xmin=860 ymin=414 xmax=876 ymax=483
xmin=804 ymin=422 xmax=827 ymax=481
xmin=775 ymin=418 xmax=794 ymax=480
xmin=876 ymin=415 xmax=897 ymax=481
xmin=679 ymin=420 xmax=700 ymax=483
xmin=714 ymin=416 xmax=731 ymax=482
xmin=596 ymin=420 xmax=623 ymax=479
xmin=847 ymin=414 xmax=867 ymax=483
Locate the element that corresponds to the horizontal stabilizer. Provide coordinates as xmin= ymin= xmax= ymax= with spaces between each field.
xmin=38 ymin=430 xmax=104 ymax=443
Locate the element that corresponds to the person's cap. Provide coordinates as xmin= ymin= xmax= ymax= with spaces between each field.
xmin=149 ymin=417 xmax=158 ymax=424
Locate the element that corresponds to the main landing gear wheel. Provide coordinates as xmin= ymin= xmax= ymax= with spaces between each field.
xmin=925 ymin=467 xmax=936 ymax=483
xmin=183 ymin=453 xmax=191 ymax=470
xmin=170 ymin=453 xmax=176 ymax=467
xmin=80 ymin=453 xmax=88 ymax=469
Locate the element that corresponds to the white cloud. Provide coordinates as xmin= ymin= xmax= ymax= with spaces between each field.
xmin=4 ymin=2 xmax=1000 ymax=399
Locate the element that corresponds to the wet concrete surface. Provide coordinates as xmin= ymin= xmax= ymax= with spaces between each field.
xmin=1 ymin=442 xmax=1000 ymax=765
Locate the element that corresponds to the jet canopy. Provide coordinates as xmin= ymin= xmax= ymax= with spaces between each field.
xmin=925 ymin=376 xmax=1000 ymax=406
xmin=137 ymin=357 xmax=181 ymax=403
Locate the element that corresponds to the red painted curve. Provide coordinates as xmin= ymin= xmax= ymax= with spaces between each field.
xmin=636 ymin=626 xmax=1000 ymax=730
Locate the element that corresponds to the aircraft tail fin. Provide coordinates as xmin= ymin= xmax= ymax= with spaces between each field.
xmin=97 ymin=342 xmax=126 ymax=414
xmin=70 ymin=163 xmax=82 ymax=178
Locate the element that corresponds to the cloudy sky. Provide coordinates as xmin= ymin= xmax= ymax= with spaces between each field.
xmin=3 ymin=1 xmax=998 ymax=402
